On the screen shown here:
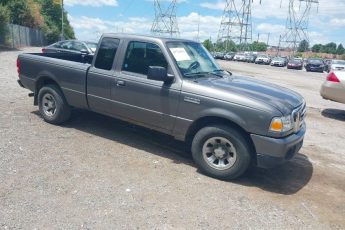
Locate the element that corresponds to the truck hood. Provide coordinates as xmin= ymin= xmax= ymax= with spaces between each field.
xmin=196 ymin=75 xmax=303 ymax=115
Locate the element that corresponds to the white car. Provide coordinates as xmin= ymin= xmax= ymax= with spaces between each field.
xmin=233 ymin=53 xmax=246 ymax=61
xmin=326 ymin=60 xmax=345 ymax=72
xmin=255 ymin=55 xmax=271 ymax=65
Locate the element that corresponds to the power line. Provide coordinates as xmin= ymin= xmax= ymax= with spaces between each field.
xmin=217 ymin=0 xmax=261 ymax=51
xmin=151 ymin=0 xmax=180 ymax=37
xmin=278 ymin=0 xmax=319 ymax=55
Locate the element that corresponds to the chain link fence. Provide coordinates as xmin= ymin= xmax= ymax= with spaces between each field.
xmin=0 ymin=24 xmax=46 ymax=49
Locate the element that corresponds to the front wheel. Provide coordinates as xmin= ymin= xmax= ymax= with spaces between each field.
xmin=38 ymin=84 xmax=71 ymax=124
xmin=191 ymin=125 xmax=252 ymax=180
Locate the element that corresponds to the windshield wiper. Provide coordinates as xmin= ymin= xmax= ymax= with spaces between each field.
xmin=184 ymin=70 xmax=224 ymax=78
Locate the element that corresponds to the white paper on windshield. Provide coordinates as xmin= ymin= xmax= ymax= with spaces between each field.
xmin=169 ymin=48 xmax=191 ymax=61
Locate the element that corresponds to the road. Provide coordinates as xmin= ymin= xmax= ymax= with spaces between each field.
xmin=0 ymin=48 xmax=344 ymax=229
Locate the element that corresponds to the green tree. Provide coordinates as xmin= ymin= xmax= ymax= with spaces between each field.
xmin=40 ymin=0 xmax=75 ymax=42
xmin=202 ymin=39 xmax=213 ymax=51
xmin=311 ymin=44 xmax=322 ymax=53
xmin=2 ymin=0 xmax=75 ymax=44
xmin=298 ymin=39 xmax=309 ymax=52
xmin=0 ymin=4 xmax=10 ymax=46
xmin=336 ymin=44 xmax=345 ymax=55
xmin=321 ymin=42 xmax=337 ymax=54
xmin=6 ymin=0 xmax=42 ymax=28
xmin=215 ymin=39 xmax=237 ymax=52
xmin=224 ymin=40 xmax=237 ymax=52
xmin=250 ymin=41 xmax=268 ymax=51
xmin=7 ymin=0 xmax=30 ymax=25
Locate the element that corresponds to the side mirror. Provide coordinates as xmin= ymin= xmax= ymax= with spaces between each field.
xmin=148 ymin=66 xmax=173 ymax=83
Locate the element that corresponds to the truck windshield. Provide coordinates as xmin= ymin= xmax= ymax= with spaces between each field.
xmin=167 ymin=41 xmax=222 ymax=78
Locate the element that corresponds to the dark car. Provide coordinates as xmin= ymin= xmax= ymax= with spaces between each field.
xmin=42 ymin=40 xmax=98 ymax=55
xmin=305 ymin=58 xmax=325 ymax=72
xmin=224 ymin=52 xmax=235 ymax=60
xmin=213 ymin=52 xmax=225 ymax=60
xmin=245 ymin=54 xmax=257 ymax=63
xmin=287 ymin=59 xmax=303 ymax=70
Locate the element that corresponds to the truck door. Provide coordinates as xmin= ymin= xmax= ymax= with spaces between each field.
xmin=111 ymin=40 xmax=181 ymax=133
xmin=87 ymin=37 xmax=120 ymax=114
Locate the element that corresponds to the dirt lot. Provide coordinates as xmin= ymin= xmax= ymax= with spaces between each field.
xmin=0 ymin=48 xmax=344 ymax=229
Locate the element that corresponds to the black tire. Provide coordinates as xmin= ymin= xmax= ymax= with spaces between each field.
xmin=38 ymin=84 xmax=71 ymax=124
xmin=191 ymin=125 xmax=252 ymax=180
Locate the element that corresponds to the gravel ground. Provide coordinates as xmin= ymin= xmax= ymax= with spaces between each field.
xmin=0 ymin=48 xmax=344 ymax=229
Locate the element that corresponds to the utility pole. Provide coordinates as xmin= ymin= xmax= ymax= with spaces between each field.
xmin=61 ymin=0 xmax=64 ymax=40
xmin=196 ymin=12 xmax=200 ymax=42
xmin=151 ymin=0 xmax=180 ymax=37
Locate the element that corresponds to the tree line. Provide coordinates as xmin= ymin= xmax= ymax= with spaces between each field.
xmin=203 ymin=39 xmax=268 ymax=52
xmin=297 ymin=39 xmax=345 ymax=55
xmin=0 ymin=0 xmax=75 ymax=45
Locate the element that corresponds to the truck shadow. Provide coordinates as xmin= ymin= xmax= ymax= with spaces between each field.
xmin=31 ymin=109 xmax=313 ymax=195
xmin=321 ymin=108 xmax=345 ymax=121
xmin=235 ymin=153 xmax=313 ymax=195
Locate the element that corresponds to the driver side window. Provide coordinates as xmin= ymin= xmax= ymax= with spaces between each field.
xmin=122 ymin=41 xmax=168 ymax=76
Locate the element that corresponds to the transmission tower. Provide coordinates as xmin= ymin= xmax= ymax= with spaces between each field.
xmin=151 ymin=0 xmax=180 ymax=37
xmin=278 ymin=0 xmax=319 ymax=55
xmin=217 ymin=0 xmax=260 ymax=51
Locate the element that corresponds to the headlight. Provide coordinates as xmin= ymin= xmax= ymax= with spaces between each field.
xmin=269 ymin=115 xmax=293 ymax=132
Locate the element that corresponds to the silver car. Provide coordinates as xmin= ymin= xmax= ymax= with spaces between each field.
xmin=270 ymin=57 xmax=286 ymax=67
xmin=326 ymin=60 xmax=345 ymax=72
xmin=320 ymin=71 xmax=345 ymax=104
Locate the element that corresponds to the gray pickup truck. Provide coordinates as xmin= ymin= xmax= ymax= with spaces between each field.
xmin=17 ymin=34 xmax=306 ymax=179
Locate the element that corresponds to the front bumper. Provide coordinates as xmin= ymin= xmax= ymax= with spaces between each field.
xmin=256 ymin=60 xmax=270 ymax=64
xmin=271 ymin=63 xmax=284 ymax=66
xmin=251 ymin=123 xmax=306 ymax=168
xmin=287 ymin=65 xmax=302 ymax=69
xmin=307 ymin=66 xmax=324 ymax=72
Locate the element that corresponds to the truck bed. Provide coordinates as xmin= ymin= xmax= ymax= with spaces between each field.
xmin=32 ymin=52 xmax=94 ymax=64
xmin=18 ymin=52 xmax=91 ymax=109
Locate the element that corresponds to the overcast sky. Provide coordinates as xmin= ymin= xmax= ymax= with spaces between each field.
xmin=64 ymin=0 xmax=345 ymax=46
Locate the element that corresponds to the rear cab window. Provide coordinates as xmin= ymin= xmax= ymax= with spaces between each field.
xmin=94 ymin=37 xmax=120 ymax=71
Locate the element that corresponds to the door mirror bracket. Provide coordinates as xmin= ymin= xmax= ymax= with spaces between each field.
xmin=148 ymin=66 xmax=174 ymax=83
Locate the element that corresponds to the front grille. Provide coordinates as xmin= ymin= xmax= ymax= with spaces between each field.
xmin=310 ymin=64 xmax=322 ymax=67
xmin=292 ymin=102 xmax=306 ymax=133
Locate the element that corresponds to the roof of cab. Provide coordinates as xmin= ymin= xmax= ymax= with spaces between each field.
xmin=102 ymin=33 xmax=197 ymax=43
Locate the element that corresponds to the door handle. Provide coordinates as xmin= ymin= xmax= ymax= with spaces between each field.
xmin=116 ymin=80 xmax=126 ymax=86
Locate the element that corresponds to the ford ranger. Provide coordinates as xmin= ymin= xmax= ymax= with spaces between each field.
xmin=17 ymin=34 xmax=306 ymax=179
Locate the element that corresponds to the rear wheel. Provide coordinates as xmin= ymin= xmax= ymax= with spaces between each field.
xmin=38 ymin=85 xmax=71 ymax=124
xmin=191 ymin=125 xmax=251 ymax=180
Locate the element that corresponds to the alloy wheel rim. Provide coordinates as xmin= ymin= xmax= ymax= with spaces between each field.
xmin=202 ymin=137 xmax=237 ymax=170
xmin=42 ymin=93 xmax=57 ymax=117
